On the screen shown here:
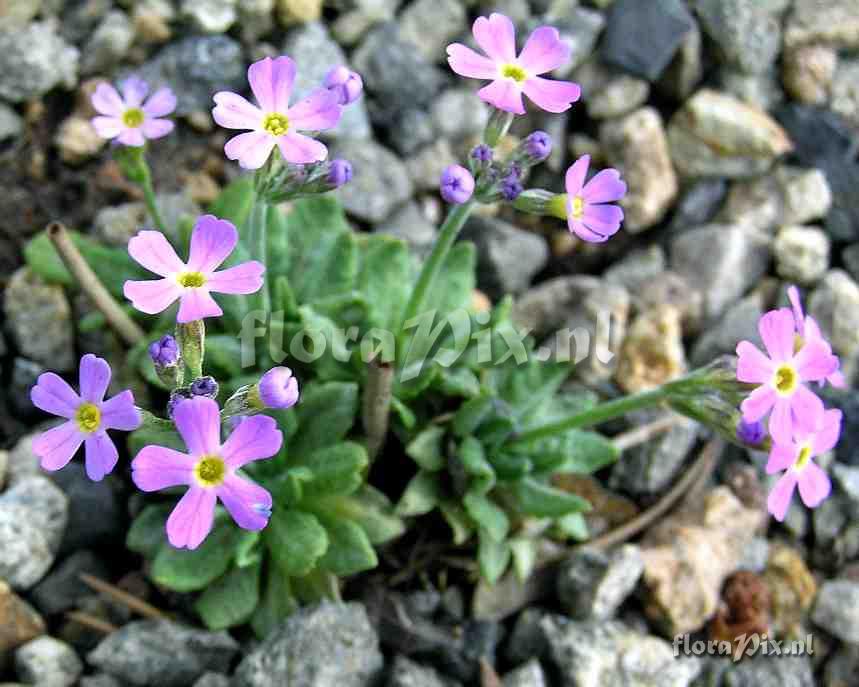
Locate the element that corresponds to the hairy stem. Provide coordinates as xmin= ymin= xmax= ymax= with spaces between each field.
xmin=139 ymin=165 xmax=167 ymax=234
xmin=247 ymin=195 xmax=270 ymax=315
xmin=362 ymin=357 xmax=394 ymax=461
xmin=47 ymin=222 xmax=144 ymax=346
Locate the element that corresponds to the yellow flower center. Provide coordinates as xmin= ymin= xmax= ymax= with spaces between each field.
xmin=547 ymin=193 xmax=570 ymax=220
xmin=194 ymin=455 xmax=226 ymax=487
xmin=262 ymin=112 xmax=290 ymax=136
xmin=570 ymin=195 xmax=585 ymax=219
xmin=75 ymin=402 xmax=101 ymax=433
xmin=773 ymin=364 xmax=798 ymax=395
xmin=122 ymin=108 xmax=145 ymax=128
xmin=501 ymin=64 xmax=527 ymax=82
xmin=794 ymin=445 xmax=812 ymax=471
xmin=177 ymin=271 xmax=206 ymax=288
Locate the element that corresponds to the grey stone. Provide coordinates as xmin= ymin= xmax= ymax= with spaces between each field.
xmin=719 ymin=66 xmax=783 ymax=112
xmin=603 ymin=245 xmax=665 ymax=294
xmin=31 ymin=551 xmax=110 ymax=616
xmin=406 ymin=139 xmax=456 ymax=192
xmin=778 ymin=166 xmax=833 ymax=226
xmin=832 ymin=58 xmax=859 ymax=129
xmin=234 ymin=602 xmax=383 ymax=687
xmin=192 ymin=673 xmax=231 ymax=687
xmin=785 ymin=0 xmax=859 ymax=50
xmin=698 ymin=654 xmax=814 ymax=687
xmin=502 ymin=660 xmax=547 ymax=687
xmin=237 ymin=0 xmax=275 ymax=43
xmin=330 ymin=139 xmax=413 ymax=223
xmin=716 ymin=175 xmax=784 ymax=234
xmin=0 ymin=22 xmax=79 ymax=102
xmin=577 ymin=61 xmax=650 ymax=119
xmin=80 ymin=676 xmax=123 ymax=687
xmin=15 ymin=636 xmax=82 ymax=687
xmin=658 ymin=20 xmax=703 ymax=100
xmin=833 ymin=463 xmax=859 ymax=502
xmin=543 ymin=618 xmax=701 ymax=687
xmin=557 ymin=545 xmax=644 ymax=620
xmin=81 ymin=10 xmax=134 ymax=75
xmin=375 ymin=202 xmax=437 ymax=257
xmin=0 ymin=476 xmax=69 ymax=590
xmin=610 ymin=418 xmax=698 ymax=494
xmin=691 ymin=0 xmax=780 ymax=75
xmin=0 ymin=0 xmax=42 ymax=26
xmin=534 ymin=7 xmax=605 ymax=76
xmin=600 ymin=107 xmax=677 ymax=232
xmin=601 ymin=0 xmax=695 ymax=81
xmin=399 ymin=0 xmax=465 ymax=63
xmin=94 ymin=202 xmax=149 ymax=247
xmin=782 ymin=44 xmax=837 ymax=105
xmin=181 ymin=0 xmax=237 ymax=33
xmin=0 ymin=102 xmax=24 ymax=141
xmin=812 ymin=580 xmax=859 ymax=643
xmin=506 ymin=609 xmax=551 ymax=665
xmin=0 ymin=449 xmax=7 ymax=491
xmin=462 ymin=216 xmax=548 ymax=299
xmin=809 ymin=270 xmax=859 ymax=380
xmin=283 ymin=22 xmax=371 ymax=140
xmin=668 ymin=179 xmax=727 ymax=233
xmin=670 ymin=224 xmax=770 ymax=322
xmin=824 ymin=646 xmax=859 ymax=687
xmin=6 ymin=430 xmax=49 ymax=486
xmin=88 ymin=620 xmax=239 ymax=687
xmin=774 ymin=225 xmax=830 ymax=285
xmin=388 ymin=655 xmax=460 ymax=687
xmin=691 ymin=294 xmax=764 ymax=367
xmin=431 ymin=89 xmax=490 ymax=142
xmin=388 ymin=107 xmax=436 ymax=155
xmin=131 ymin=36 xmax=245 ymax=115
xmin=738 ymin=537 xmax=770 ymax=573
xmin=667 ymin=90 xmax=793 ymax=180
xmin=9 ymin=359 xmax=46 ymax=417
xmin=845 ymin=243 xmax=859 ymax=284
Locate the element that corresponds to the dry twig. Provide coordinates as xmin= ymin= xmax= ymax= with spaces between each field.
xmin=65 ymin=611 xmax=118 ymax=635
xmin=80 ymin=573 xmax=167 ymax=620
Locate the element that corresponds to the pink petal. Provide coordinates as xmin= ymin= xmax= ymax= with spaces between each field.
xmin=217 ymin=474 xmax=272 ymax=531
xmin=187 ymin=215 xmax=238 ymax=273
xmin=84 ymin=432 xmax=119 ymax=481
xmin=123 ymin=279 xmax=182 ymax=315
xmin=221 ymin=414 xmax=283 ymax=469
xmin=797 ymin=462 xmax=831 ymax=508
xmin=173 ymin=396 xmax=222 ymax=457
xmin=141 ymin=118 xmax=174 ymax=140
xmin=477 ymin=79 xmax=525 ymax=115
xmin=31 ymin=372 xmax=80 ymax=419
xmin=116 ymin=127 xmax=146 ymax=147
xmin=812 ymin=408 xmax=843 ymax=455
xmin=758 ymin=308 xmax=795 ymax=363
xmin=207 ymin=261 xmax=265 ymax=295
xmin=121 ymin=76 xmax=149 ymax=107
xmin=766 ymin=442 xmax=798 ymax=474
xmin=473 ymin=13 xmax=517 ymax=63
xmin=142 ymin=87 xmax=176 ymax=118
xmin=132 ymin=445 xmax=195 ymax=491
xmin=287 ymin=89 xmax=341 ymax=131
xmin=518 ymin=26 xmax=570 ymax=74
xmin=447 ymin=43 xmax=499 ymax=79
xmin=581 ymin=168 xmax=627 ymax=204
xmin=128 ymin=230 xmax=185 ymax=276
xmin=803 ymin=315 xmax=824 ymax=342
xmin=565 ymin=155 xmax=590 ymax=196
xmin=248 ymin=56 xmax=296 ymax=113
xmin=581 ymin=203 xmax=624 ymax=237
xmin=91 ymin=83 xmax=125 ymax=116
xmin=79 ymin=353 xmax=111 ymax=404
xmin=769 ymin=396 xmax=794 ymax=445
xmin=794 ymin=339 xmax=838 ymax=382
xmin=569 ymin=218 xmax=609 ymax=243
xmin=740 ymin=385 xmax=776 ymax=423
xmin=736 ymin=341 xmax=775 ymax=384
xmin=277 ymin=132 xmax=328 ymax=164
xmin=787 ymin=285 xmax=805 ymax=330
xmin=767 ymin=471 xmax=798 ymax=522
xmin=827 ymin=369 xmax=846 ymax=388
xmin=100 ymin=391 xmax=141 ymax=431
xmin=91 ymin=116 xmax=124 ymax=139
xmin=224 ymin=130 xmax=276 ymax=170
xmin=166 ymin=486 xmax=216 ymax=550
xmin=177 ymin=288 xmax=223 ymax=323
xmin=522 ymin=76 xmax=581 ymax=113
xmin=789 ymin=385 xmax=824 ymax=437
xmin=32 ymin=421 xmax=85 ymax=472
xmin=212 ymin=91 xmax=263 ymax=130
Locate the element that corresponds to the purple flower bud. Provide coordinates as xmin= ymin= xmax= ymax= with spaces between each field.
xmin=440 ymin=165 xmax=475 ymax=204
xmin=324 ymin=66 xmax=363 ymax=105
xmin=524 ymin=131 xmax=552 ymax=162
xmin=471 ymin=144 xmax=493 ymax=164
xmin=257 ymin=367 xmax=300 ymax=409
xmin=507 ymin=161 xmax=523 ymax=179
xmin=327 ymin=159 xmax=353 ymax=188
xmin=148 ymin=335 xmax=179 ymax=368
xmin=190 ymin=376 xmax=219 ymax=399
xmin=167 ymin=388 xmax=193 ymax=419
xmin=501 ymin=174 xmax=523 ymax=201
xmin=737 ymin=419 xmax=766 ymax=446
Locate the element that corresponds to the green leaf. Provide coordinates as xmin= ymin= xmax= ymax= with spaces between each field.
xmin=235 ymin=531 xmax=262 ymax=568
xmin=128 ymin=423 xmax=185 ymax=457
xmin=203 ymin=335 xmax=245 ymax=379
xmin=509 ymin=537 xmax=538 ymax=582
xmin=405 ymin=426 xmax=447 ymax=472
xmin=555 ymin=512 xmax=589 ymax=541
xmin=289 ymin=381 xmax=359 ymax=456
xmin=434 ymin=367 xmax=481 ymax=398
xmin=463 ymin=492 xmax=509 ymax=542
xmin=251 ymin=567 xmax=298 ymax=639
xmin=440 ymin=501 xmax=474 ymax=546
xmin=356 ymin=234 xmax=411 ymax=330
xmin=396 ymin=471 xmax=442 ymax=517
xmin=318 ymin=519 xmax=378 ymax=576
xmin=458 ymin=436 xmax=495 ymax=494
xmin=335 ymin=486 xmax=405 ymax=545
xmin=478 ymin=530 xmax=511 ymax=585
xmin=452 ymin=395 xmax=494 ymax=437
xmin=209 ymin=176 xmax=255 ymax=227
xmin=195 ymin=562 xmax=260 ymax=630
xmin=150 ymin=518 xmax=241 ymax=592
xmin=422 ymin=241 xmax=475 ymax=317
xmin=512 ymin=478 xmax=591 ymax=518
xmin=126 ymin=504 xmax=173 ymax=558
xmin=558 ymin=431 xmax=620 ymax=474
xmin=266 ymin=204 xmax=290 ymax=281
xmin=292 ymin=441 xmax=368 ymax=500
xmin=265 ymin=509 xmax=329 ymax=577
xmin=390 ymin=396 xmax=416 ymax=430
xmin=490 ymin=452 xmax=533 ymax=481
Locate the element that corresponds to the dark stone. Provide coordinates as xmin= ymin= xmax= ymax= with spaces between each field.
xmin=30 ymin=550 xmax=109 ymax=615
xmin=774 ymin=104 xmax=859 ymax=164
xmin=819 ymin=388 xmax=859 ymax=467
xmin=601 ymin=0 xmax=696 ymax=81
xmin=668 ymin=180 xmax=728 ymax=234
xmin=9 ymin=358 xmax=45 ymax=417
xmin=817 ymin=155 xmax=859 ymax=242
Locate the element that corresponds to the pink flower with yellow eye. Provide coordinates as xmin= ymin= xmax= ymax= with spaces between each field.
xmin=91 ymin=77 xmax=176 ymax=147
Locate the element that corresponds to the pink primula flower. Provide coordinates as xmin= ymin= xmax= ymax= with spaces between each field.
xmin=132 ymin=396 xmax=282 ymax=549
xmin=212 ymin=56 xmax=342 ymax=169
xmin=766 ymin=408 xmax=841 ymax=521
xmin=787 ymin=285 xmax=846 ymax=388
xmin=30 ymin=354 xmax=141 ymax=481
xmin=91 ymin=76 xmax=176 ymax=147
xmin=737 ymin=308 xmax=838 ymax=444
xmin=560 ymin=155 xmax=627 ymax=243
xmin=447 ymin=13 xmax=581 ymax=115
xmin=123 ymin=214 xmax=265 ymax=323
